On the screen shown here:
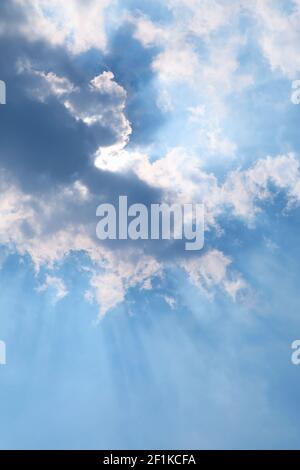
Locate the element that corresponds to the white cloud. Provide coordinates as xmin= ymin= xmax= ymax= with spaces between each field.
xmin=169 ymin=0 xmax=300 ymax=84
xmin=90 ymin=271 xmax=125 ymax=318
xmin=18 ymin=64 xmax=77 ymax=100
xmin=223 ymin=153 xmax=300 ymax=220
xmin=128 ymin=2 xmax=254 ymax=165
xmin=0 ymin=164 xmax=245 ymax=316
xmin=4 ymin=150 xmax=298 ymax=316
xmin=247 ymin=0 xmax=300 ymax=78
xmin=64 ymin=71 xmax=131 ymax=148
xmin=164 ymin=295 xmax=177 ymax=309
xmin=130 ymin=1 xmax=252 ymax=98
xmin=23 ymin=67 xmax=132 ymax=153
xmin=168 ymin=0 xmax=239 ymax=37
xmin=181 ymin=249 xmax=247 ymax=300
xmin=89 ymin=256 xmax=163 ymax=317
xmin=129 ymin=13 xmax=169 ymax=48
xmin=36 ymin=275 xmax=68 ymax=302
xmin=0 ymin=172 xmax=164 ymax=317
xmin=3 ymin=0 xmax=300 ymax=320
xmin=14 ymin=0 xmax=113 ymax=54
xmin=37 ymin=71 xmax=76 ymax=97
xmin=95 ymin=146 xmax=300 ymax=227
xmin=152 ymin=44 xmax=201 ymax=84
xmin=206 ymin=128 xmax=237 ymax=157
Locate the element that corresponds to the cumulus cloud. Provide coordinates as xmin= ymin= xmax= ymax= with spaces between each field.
xmin=63 ymin=71 xmax=131 ymax=150
xmin=96 ymin=146 xmax=300 ymax=226
xmin=249 ymin=0 xmax=300 ymax=78
xmin=131 ymin=1 xmax=252 ymax=95
xmin=2 ymin=145 xmax=300 ymax=315
xmin=0 ymin=177 xmax=152 ymax=316
xmin=0 ymin=161 xmax=248 ymax=316
xmin=2 ymin=0 xmax=300 ymax=318
xmin=12 ymin=0 xmax=113 ymax=54
xmin=23 ymin=65 xmax=131 ymax=147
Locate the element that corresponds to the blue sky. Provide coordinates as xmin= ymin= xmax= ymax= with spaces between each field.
xmin=1 ymin=0 xmax=300 ymax=450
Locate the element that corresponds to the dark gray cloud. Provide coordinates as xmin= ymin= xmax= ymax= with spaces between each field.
xmin=0 ymin=0 xmax=163 ymax=207
xmin=0 ymin=0 xmax=207 ymax=262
